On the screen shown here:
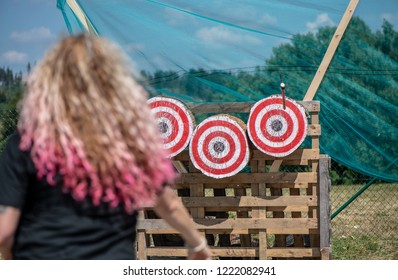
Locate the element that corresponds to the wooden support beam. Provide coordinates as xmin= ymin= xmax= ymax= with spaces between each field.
xmin=140 ymin=228 xmax=320 ymax=235
xmin=144 ymin=247 xmax=320 ymax=258
xmin=176 ymin=172 xmax=317 ymax=184
xmin=319 ymin=156 xmax=332 ymax=259
xmin=303 ymin=0 xmax=359 ymax=101
xmin=186 ymin=101 xmax=320 ymax=114
xmin=66 ymin=0 xmax=98 ymax=35
xmin=174 ymin=148 xmax=320 ymax=162
xmin=138 ymin=218 xmax=318 ymax=230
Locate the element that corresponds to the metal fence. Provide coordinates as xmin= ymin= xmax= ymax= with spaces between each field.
xmin=330 ymin=172 xmax=397 ymax=260
xmin=0 ymin=109 xmax=18 ymax=151
xmin=0 ymin=109 xmax=396 ymax=260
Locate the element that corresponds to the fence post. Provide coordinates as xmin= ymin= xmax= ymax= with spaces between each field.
xmin=319 ymin=156 xmax=332 ymax=259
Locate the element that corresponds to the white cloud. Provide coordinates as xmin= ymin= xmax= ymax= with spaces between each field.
xmin=306 ymin=13 xmax=335 ymax=33
xmin=10 ymin=27 xmax=54 ymax=43
xmin=382 ymin=13 xmax=398 ymax=28
xmin=221 ymin=5 xmax=278 ymax=27
xmin=1 ymin=51 xmax=28 ymax=64
xmin=164 ymin=8 xmax=198 ymax=27
xmin=259 ymin=14 xmax=277 ymax=25
xmin=196 ymin=26 xmax=262 ymax=46
xmin=13 ymin=0 xmax=52 ymax=4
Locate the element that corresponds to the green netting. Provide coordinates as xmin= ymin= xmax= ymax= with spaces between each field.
xmin=56 ymin=0 xmax=398 ymax=182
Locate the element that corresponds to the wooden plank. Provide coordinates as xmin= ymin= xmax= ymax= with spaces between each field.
xmin=141 ymin=228 xmax=320 ymax=235
xmin=174 ymin=196 xmax=318 ymax=208
xmin=234 ymin=188 xmax=251 ymax=248
xmin=186 ymin=101 xmax=320 ymax=114
xmin=303 ymin=0 xmax=359 ymax=101
xmin=146 ymin=247 xmax=257 ymax=258
xmin=176 ymin=172 xmax=317 ymax=184
xmin=266 ymin=248 xmax=320 ymax=258
xmin=172 ymin=161 xmax=188 ymax=173
xmin=312 ymin=135 xmax=320 ymax=149
xmin=290 ymin=188 xmax=304 ymax=247
xmin=136 ymin=210 xmax=147 ymax=260
xmin=174 ymin=148 xmax=320 ymax=161
xmin=251 ymin=160 xmax=268 ymax=259
xmin=276 ymin=159 xmax=310 ymax=166
xmin=311 ymin=112 xmax=319 ymax=125
xmin=271 ymin=188 xmax=285 ymax=248
xmin=269 ymin=160 xmax=282 ymax=172
xmin=264 ymin=183 xmax=310 ymax=189
xmin=142 ymin=205 xmax=313 ymax=213
xmin=145 ymin=247 xmax=320 ymax=258
xmin=309 ymin=159 xmax=320 ymax=249
xmin=136 ymin=231 xmax=148 ymax=260
xmin=258 ymin=160 xmax=268 ymax=260
xmin=138 ymin=218 xmax=318 ymax=230
xmin=319 ymin=157 xmax=332 ymax=260
xmin=307 ymin=124 xmax=321 ymax=136
xmin=321 ymin=247 xmax=332 ymax=260
xmin=254 ymin=147 xmax=319 ymax=160
xmin=266 ymin=206 xmax=313 ymax=212
xmin=173 ymin=182 xmax=312 ymax=189
xmin=189 ymin=162 xmax=205 ymax=219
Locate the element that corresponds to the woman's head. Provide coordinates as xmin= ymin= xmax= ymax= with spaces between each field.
xmin=18 ymin=34 xmax=175 ymax=213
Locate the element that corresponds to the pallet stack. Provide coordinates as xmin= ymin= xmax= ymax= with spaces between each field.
xmin=136 ymin=101 xmax=331 ymax=260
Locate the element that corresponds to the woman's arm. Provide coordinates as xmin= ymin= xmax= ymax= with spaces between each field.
xmin=153 ymin=186 xmax=211 ymax=260
xmin=0 ymin=205 xmax=21 ymax=260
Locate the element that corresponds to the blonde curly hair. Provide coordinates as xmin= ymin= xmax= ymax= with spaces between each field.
xmin=18 ymin=34 xmax=175 ymax=213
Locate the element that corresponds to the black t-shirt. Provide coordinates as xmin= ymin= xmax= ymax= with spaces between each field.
xmin=0 ymin=131 xmax=138 ymax=259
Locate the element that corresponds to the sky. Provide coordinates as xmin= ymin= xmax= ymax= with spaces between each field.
xmin=1 ymin=0 xmax=398 ymax=75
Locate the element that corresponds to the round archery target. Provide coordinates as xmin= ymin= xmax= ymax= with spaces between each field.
xmin=148 ymin=97 xmax=195 ymax=158
xmin=247 ymin=95 xmax=307 ymax=157
xmin=189 ymin=115 xmax=250 ymax=178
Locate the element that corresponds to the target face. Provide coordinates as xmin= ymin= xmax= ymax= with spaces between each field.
xmin=247 ymin=95 xmax=308 ymax=157
xmin=189 ymin=115 xmax=250 ymax=178
xmin=148 ymin=97 xmax=195 ymax=158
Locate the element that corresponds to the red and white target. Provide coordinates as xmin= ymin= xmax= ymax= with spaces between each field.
xmin=247 ymin=95 xmax=307 ymax=157
xmin=189 ymin=115 xmax=250 ymax=178
xmin=148 ymin=97 xmax=195 ymax=158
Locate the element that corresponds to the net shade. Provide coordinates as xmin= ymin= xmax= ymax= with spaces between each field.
xmin=57 ymin=0 xmax=398 ymax=182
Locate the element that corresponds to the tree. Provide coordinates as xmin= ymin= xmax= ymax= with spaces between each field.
xmin=0 ymin=67 xmax=24 ymax=152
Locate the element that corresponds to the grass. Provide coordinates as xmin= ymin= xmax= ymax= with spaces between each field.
xmin=330 ymin=183 xmax=398 ymax=260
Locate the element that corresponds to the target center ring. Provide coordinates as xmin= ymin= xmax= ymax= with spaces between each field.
xmin=158 ymin=121 xmax=169 ymax=134
xmin=213 ymin=141 xmax=225 ymax=154
xmin=271 ymin=119 xmax=283 ymax=132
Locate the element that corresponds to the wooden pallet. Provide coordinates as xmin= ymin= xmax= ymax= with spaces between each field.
xmin=136 ymin=101 xmax=331 ymax=260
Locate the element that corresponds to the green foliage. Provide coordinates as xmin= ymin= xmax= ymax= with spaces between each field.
xmin=0 ymin=66 xmax=24 ymax=153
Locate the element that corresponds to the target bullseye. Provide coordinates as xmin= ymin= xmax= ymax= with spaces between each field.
xmin=148 ymin=97 xmax=195 ymax=158
xmin=189 ymin=115 xmax=250 ymax=178
xmin=247 ymin=95 xmax=307 ymax=157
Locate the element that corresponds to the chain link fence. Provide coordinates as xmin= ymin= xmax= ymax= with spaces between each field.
xmin=330 ymin=167 xmax=397 ymax=260
xmin=0 ymin=109 xmax=18 ymax=152
xmin=0 ymin=109 xmax=396 ymax=260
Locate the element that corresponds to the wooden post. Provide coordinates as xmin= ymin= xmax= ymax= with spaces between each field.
xmin=136 ymin=211 xmax=148 ymax=260
xmin=303 ymin=0 xmax=359 ymax=101
xmin=66 ymin=0 xmax=98 ymax=35
xmin=251 ymin=159 xmax=268 ymax=259
xmin=319 ymin=156 xmax=332 ymax=259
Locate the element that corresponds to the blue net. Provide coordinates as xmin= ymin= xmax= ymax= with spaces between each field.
xmin=57 ymin=0 xmax=398 ymax=182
